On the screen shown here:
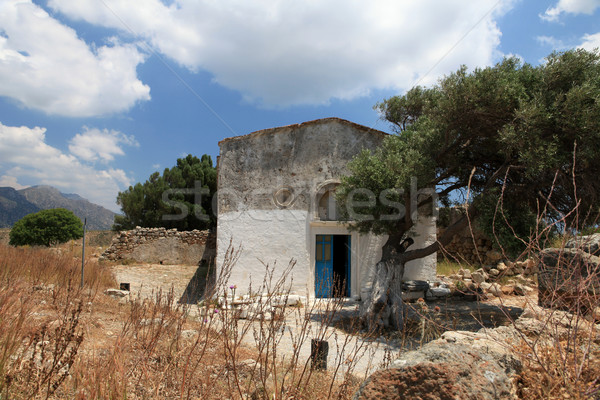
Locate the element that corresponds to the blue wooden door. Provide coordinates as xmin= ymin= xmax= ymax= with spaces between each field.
xmin=315 ymin=235 xmax=333 ymax=298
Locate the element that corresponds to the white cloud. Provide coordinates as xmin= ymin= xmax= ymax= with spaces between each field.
xmin=0 ymin=175 xmax=28 ymax=189
xmin=541 ymin=0 xmax=600 ymax=21
xmin=49 ymin=0 xmax=513 ymax=107
xmin=536 ymin=35 xmax=567 ymax=49
xmin=579 ymin=32 xmax=600 ymax=50
xmin=0 ymin=0 xmax=151 ymax=117
xmin=69 ymin=127 xmax=139 ymax=162
xmin=0 ymin=121 xmax=132 ymax=211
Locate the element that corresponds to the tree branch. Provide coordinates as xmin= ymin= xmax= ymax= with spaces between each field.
xmin=399 ymin=206 xmax=476 ymax=264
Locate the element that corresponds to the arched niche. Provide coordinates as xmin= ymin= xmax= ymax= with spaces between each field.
xmin=314 ymin=180 xmax=340 ymax=221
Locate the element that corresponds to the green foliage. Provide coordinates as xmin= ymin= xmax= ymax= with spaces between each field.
xmin=9 ymin=208 xmax=83 ymax=247
xmin=338 ymin=49 xmax=600 ymax=257
xmin=113 ymin=154 xmax=217 ymax=231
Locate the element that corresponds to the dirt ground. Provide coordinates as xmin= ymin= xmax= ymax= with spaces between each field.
xmin=107 ymin=262 xmax=533 ymax=378
xmin=111 ymin=263 xmax=209 ymax=304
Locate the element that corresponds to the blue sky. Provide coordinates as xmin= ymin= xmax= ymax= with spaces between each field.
xmin=0 ymin=0 xmax=599 ymax=212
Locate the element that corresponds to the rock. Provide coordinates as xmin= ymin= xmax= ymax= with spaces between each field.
xmin=353 ymin=333 xmax=521 ymax=400
xmin=513 ymin=284 xmax=534 ymax=296
xmin=426 ymin=287 xmax=451 ymax=299
xmin=524 ymin=258 xmax=537 ymax=271
xmin=471 ymin=270 xmax=488 ymax=284
xmin=459 ymin=269 xmax=472 ymax=279
xmin=538 ymin=248 xmax=600 ymax=311
xmin=592 ymin=307 xmax=600 ymax=322
xmin=402 ymin=280 xmax=430 ymax=292
xmin=496 ymin=262 xmax=508 ymax=272
xmin=501 ymin=285 xmax=514 ymax=296
xmin=512 ymin=263 xmax=525 ymax=275
xmin=487 ymin=250 xmax=503 ymax=262
xmin=104 ymin=289 xmax=130 ymax=298
xmin=480 ymin=282 xmax=492 ymax=291
xmin=488 ymin=283 xmax=502 ymax=297
xmin=565 ymin=233 xmax=600 ymax=255
xmin=489 ymin=268 xmax=500 ymax=277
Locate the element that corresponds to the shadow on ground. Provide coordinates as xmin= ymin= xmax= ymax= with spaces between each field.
xmin=316 ymin=298 xmax=524 ymax=347
xmin=179 ymin=264 xmax=214 ymax=304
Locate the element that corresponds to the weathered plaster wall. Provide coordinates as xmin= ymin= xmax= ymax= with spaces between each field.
xmin=101 ymin=227 xmax=215 ymax=265
xmin=217 ymin=118 xmax=387 ymax=213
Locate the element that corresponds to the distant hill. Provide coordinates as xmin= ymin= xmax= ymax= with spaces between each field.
xmin=0 ymin=187 xmax=40 ymax=227
xmin=0 ymin=185 xmax=116 ymax=230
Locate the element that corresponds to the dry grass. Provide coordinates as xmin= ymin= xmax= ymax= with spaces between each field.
xmin=0 ymin=243 xmax=365 ymax=399
xmin=436 ymin=259 xmax=476 ymax=276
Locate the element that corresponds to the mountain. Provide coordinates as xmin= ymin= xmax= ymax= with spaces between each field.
xmin=0 ymin=187 xmax=40 ymax=227
xmin=0 ymin=185 xmax=116 ymax=230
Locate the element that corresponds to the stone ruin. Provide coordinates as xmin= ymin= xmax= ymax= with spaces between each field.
xmin=100 ymin=227 xmax=215 ymax=265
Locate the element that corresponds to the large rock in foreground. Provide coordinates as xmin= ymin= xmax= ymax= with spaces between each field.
xmin=538 ymin=247 xmax=600 ymax=311
xmin=565 ymin=233 xmax=600 ymax=255
xmin=353 ymin=330 xmax=521 ymax=400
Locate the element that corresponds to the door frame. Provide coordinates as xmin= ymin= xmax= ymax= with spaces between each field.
xmin=309 ymin=222 xmax=356 ymax=299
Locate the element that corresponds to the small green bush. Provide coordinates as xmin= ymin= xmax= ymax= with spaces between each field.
xmin=9 ymin=208 xmax=83 ymax=247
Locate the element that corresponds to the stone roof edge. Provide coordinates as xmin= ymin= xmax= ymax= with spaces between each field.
xmin=218 ymin=117 xmax=389 ymax=146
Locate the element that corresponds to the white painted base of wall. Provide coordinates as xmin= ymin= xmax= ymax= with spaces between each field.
xmin=216 ymin=209 xmax=436 ymax=299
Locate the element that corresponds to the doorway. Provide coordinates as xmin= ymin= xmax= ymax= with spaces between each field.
xmin=315 ymin=234 xmax=351 ymax=298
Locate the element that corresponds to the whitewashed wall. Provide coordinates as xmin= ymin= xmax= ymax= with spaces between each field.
xmin=404 ymin=213 xmax=437 ymax=281
xmin=216 ymin=209 xmax=311 ymax=296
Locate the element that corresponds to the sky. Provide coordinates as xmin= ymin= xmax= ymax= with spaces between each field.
xmin=0 ymin=0 xmax=599 ymax=212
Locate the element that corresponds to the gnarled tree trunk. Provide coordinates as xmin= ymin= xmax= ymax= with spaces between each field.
xmin=359 ymin=210 xmax=472 ymax=331
xmin=360 ymin=259 xmax=405 ymax=331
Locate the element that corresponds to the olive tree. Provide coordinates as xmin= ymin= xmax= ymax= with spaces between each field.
xmin=336 ymin=49 xmax=600 ymax=329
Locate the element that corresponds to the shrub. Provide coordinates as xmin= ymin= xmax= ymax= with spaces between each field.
xmin=9 ymin=208 xmax=83 ymax=247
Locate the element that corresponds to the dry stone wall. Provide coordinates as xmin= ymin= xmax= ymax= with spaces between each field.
xmin=101 ymin=227 xmax=215 ymax=265
xmin=439 ymin=226 xmax=502 ymax=266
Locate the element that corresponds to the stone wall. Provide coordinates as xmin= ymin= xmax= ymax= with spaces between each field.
xmin=438 ymin=224 xmax=502 ymax=266
xmin=101 ymin=227 xmax=215 ymax=265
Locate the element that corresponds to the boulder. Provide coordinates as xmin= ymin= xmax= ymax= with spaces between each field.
xmin=538 ymin=248 xmax=600 ymax=311
xmin=426 ymin=286 xmax=451 ymax=299
xmin=565 ymin=233 xmax=600 ymax=255
xmin=353 ymin=331 xmax=521 ymax=400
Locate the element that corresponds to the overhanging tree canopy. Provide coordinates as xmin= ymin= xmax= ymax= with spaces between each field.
xmin=336 ymin=49 xmax=600 ymax=328
xmin=338 ymin=48 xmax=600 ymax=260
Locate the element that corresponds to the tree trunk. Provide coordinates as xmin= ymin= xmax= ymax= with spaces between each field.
xmin=360 ymin=259 xmax=405 ymax=331
xmin=359 ymin=211 xmax=473 ymax=331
